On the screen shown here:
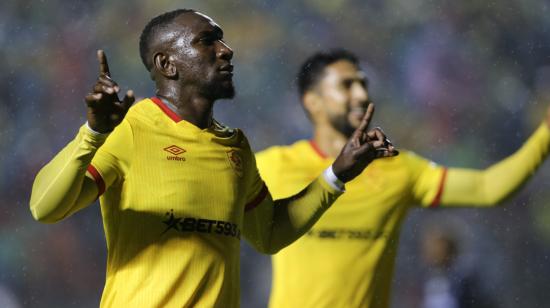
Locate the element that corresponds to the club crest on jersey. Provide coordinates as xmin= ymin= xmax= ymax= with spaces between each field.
xmin=164 ymin=145 xmax=186 ymax=161
xmin=227 ymin=149 xmax=243 ymax=177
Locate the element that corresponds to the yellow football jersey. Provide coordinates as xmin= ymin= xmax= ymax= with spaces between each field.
xmin=258 ymin=121 xmax=550 ymax=308
xmin=89 ymin=98 xmax=266 ymax=307
xmin=30 ymin=96 xmax=345 ymax=308
xmin=257 ymin=140 xmax=446 ymax=308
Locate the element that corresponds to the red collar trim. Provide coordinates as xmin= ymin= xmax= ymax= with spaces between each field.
xmin=309 ymin=140 xmax=328 ymax=159
xmin=150 ymin=97 xmax=182 ymax=123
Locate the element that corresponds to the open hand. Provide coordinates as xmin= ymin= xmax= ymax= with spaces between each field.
xmin=332 ymin=103 xmax=398 ymax=182
xmin=85 ymin=50 xmax=135 ymax=133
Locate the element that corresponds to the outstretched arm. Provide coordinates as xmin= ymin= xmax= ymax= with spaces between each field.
xmin=244 ymin=104 xmax=398 ymax=254
xmin=440 ymin=119 xmax=550 ymax=207
xmin=30 ymin=50 xmax=134 ymax=222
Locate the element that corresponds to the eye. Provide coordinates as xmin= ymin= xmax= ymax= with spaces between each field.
xmin=199 ymin=36 xmax=215 ymax=45
xmin=342 ymin=79 xmax=368 ymax=90
xmin=198 ymin=32 xmax=224 ymax=46
xmin=342 ymin=79 xmax=353 ymax=89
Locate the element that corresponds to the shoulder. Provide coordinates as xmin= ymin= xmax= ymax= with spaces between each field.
xmin=393 ymin=150 xmax=445 ymax=181
xmin=212 ymin=119 xmax=242 ymax=140
xmin=370 ymin=149 xmax=439 ymax=175
xmin=256 ymin=140 xmax=311 ymax=163
xmin=394 ymin=150 xmax=433 ymax=165
xmin=123 ymin=98 xmax=157 ymax=124
xmin=123 ymin=98 xmax=180 ymax=130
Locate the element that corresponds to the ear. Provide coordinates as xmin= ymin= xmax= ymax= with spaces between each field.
xmin=303 ymin=91 xmax=323 ymax=117
xmin=153 ymin=52 xmax=177 ymax=78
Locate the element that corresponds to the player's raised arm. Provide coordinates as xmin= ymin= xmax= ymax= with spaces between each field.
xmin=243 ymin=103 xmax=398 ymax=254
xmin=410 ymin=106 xmax=550 ymax=208
xmin=86 ymin=50 xmax=135 ymax=133
xmin=30 ymin=50 xmax=134 ymax=223
xmin=435 ymin=106 xmax=550 ymax=207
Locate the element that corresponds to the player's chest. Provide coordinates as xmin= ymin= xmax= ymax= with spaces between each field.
xmin=288 ymin=161 xmax=411 ymax=218
xmin=122 ymin=133 xmax=249 ymax=219
xmin=303 ymin=165 xmax=411 ymax=243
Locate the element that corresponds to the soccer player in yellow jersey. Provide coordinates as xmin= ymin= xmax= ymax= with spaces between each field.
xmin=256 ymin=49 xmax=550 ymax=308
xmin=29 ymin=10 xmax=398 ymax=308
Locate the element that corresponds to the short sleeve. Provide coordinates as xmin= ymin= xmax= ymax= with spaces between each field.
xmin=87 ymin=119 xmax=134 ymax=195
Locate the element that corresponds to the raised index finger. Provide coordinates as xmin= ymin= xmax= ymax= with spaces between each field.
xmin=355 ymin=102 xmax=375 ymax=135
xmin=97 ymin=49 xmax=111 ymax=77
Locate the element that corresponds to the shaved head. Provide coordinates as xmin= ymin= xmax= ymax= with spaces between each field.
xmin=139 ymin=9 xmax=196 ymax=71
xmin=139 ymin=9 xmax=234 ymax=101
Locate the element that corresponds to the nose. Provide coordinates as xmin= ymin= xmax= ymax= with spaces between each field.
xmin=217 ymin=40 xmax=233 ymax=61
xmin=350 ymin=82 xmax=368 ymax=106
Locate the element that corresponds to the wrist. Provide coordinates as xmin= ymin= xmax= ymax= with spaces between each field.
xmin=323 ymin=165 xmax=345 ymax=192
xmin=85 ymin=121 xmax=111 ymax=137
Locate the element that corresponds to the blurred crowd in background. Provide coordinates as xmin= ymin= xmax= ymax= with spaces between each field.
xmin=1 ymin=0 xmax=550 ymax=307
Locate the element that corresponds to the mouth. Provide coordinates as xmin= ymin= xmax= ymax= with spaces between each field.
xmin=348 ymin=106 xmax=369 ymax=128
xmin=349 ymin=107 xmax=366 ymax=118
xmin=218 ymin=64 xmax=234 ymax=76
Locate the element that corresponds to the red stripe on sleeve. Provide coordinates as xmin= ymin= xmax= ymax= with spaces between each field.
xmin=87 ymin=165 xmax=106 ymax=197
xmin=430 ymin=168 xmax=448 ymax=208
xmin=245 ymin=183 xmax=269 ymax=212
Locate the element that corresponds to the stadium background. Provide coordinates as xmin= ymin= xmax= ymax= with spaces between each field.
xmin=1 ymin=0 xmax=550 ymax=307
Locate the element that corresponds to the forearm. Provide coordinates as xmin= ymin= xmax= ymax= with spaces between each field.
xmin=442 ymin=123 xmax=550 ymax=206
xmin=270 ymin=177 xmax=341 ymax=250
xmin=30 ymin=125 xmax=107 ymax=222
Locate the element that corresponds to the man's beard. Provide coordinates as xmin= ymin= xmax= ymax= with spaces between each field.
xmin=329 ymin=113 xmax=356 ymax=138
xmin=203 ymin=79 xmax=235 ymax=100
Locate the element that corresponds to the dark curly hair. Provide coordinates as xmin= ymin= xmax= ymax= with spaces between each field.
xmin=297 ymin=49 xmax=360 ymax=98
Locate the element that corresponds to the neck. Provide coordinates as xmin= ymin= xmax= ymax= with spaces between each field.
xmin=312 ymin=123 xmax=348 ymax=158
xmin=157 ymin=85 xmax=214 ymax=129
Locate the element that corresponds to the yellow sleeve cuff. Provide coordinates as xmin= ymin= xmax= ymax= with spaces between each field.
xmin=79 ymin=124 xmax=110 ymax=149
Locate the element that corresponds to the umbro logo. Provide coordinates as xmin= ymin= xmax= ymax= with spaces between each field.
xmin=164 ymin=145 xmax=185 ymax=155
xmin=164 ymin=145 xmax=186 ymax=161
